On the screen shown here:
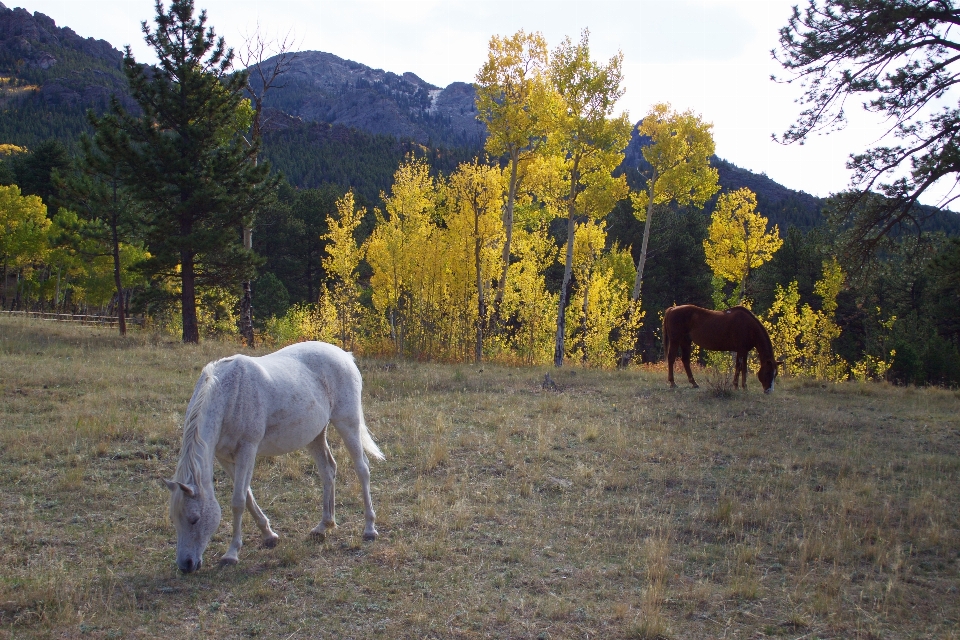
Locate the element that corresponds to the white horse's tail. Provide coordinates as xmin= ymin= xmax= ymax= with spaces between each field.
xmin=360 ymin=418 xmax=385 ymax=461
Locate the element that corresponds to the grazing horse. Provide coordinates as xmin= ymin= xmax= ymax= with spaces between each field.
xmin=163 ymin=341 xmax=383 ymax=573
xmin=663 ymin=305 xmax=780 ymax=393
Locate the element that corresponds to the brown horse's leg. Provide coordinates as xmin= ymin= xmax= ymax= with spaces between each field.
xmin=666 ymin=334 xmax=677 ymax=388
xmin=681 ymin=341 xmax=698 ymax=388
xmin=740 ymin=352 xmax=748 ymax=389
xmin=733 ymin=352 xmax=744 ymax=389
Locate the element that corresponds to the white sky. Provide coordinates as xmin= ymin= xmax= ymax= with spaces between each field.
xmin=14 ymin=0 xmax=940 ymax=203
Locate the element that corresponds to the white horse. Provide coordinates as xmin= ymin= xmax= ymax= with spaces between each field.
xmin=163 ymin=341 xmax=384 ymax=573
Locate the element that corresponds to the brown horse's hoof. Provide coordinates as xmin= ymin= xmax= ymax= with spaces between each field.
xmin=691 ymin=383 xmax=699 ymax=389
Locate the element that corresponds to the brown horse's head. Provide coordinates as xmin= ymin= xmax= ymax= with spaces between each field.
xmin=758 ymin=358 xmax=781 ymax=393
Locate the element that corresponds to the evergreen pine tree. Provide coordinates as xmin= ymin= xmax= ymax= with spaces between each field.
xmin=92 ymin=0 xmax=276 ymax=342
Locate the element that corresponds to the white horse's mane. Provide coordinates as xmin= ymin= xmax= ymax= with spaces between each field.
xmin=173 ymin=362 xmax=218 ymax=489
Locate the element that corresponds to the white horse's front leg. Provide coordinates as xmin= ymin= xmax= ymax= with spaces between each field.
xmin=220 ymin=447 xmax=257 ymax=565
xmin=245 ymin=489 xmax=279 ymax=548
xmin=219 ymin=457 xmax=279 ymax=550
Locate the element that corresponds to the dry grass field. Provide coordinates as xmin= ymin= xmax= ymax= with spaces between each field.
xmin=0 ymin=316 xmax=958 ymax=639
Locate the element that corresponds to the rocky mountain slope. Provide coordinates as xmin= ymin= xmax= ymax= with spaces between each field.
xmin=254 ymin=51 xmax=484 ymax=148
xmin=0 ymin=3 xmax=134 ymax=143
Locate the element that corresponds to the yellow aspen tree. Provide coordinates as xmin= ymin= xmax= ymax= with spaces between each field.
xmin=405 ymin=181 xmax=451 ymax=359
xmin=79 ymin=243 xmax=150 ymax=308
xmin=446 ymin=161 xmax=506 ymax=362
xmin=0 ymin=185 xmax=50 ymax=308
xmin=570 ymin=220 xmax=607 ymax=364
xmin=851 ymin=310 xmax=896 ymax=382
xmin=800 ymin=258 xmax=847 ymax=381
xmin=365 ymin=158 xmax=438 ymax=354
xmin=566 ymin=221 xmax=637 ymax=367
xmin=321 ymin=191 xmax=366 ymax=351
xmin=762 ymin=281 xmax=803 ymax=376
xmin=501 ymin=217 xmax=559 ymax=364
xmin=630 ymin=104 xmax=719 ymax=302
xmin=703 ymin=188 xmax=783 ymax=305
xmin=763 ymin=259 xmax=848 ymax=382
xmin=475 ymin=30 xmax=554 ymax=326
xmin=548 ymin=30 xmax=632 ymax=367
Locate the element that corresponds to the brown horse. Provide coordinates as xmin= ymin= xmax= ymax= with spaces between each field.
xmin=663 ymin=305 xmax=780 ymax=393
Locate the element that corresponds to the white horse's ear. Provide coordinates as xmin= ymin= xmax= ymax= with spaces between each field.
xmin=162 ymin=478 xmax=196 ymax=497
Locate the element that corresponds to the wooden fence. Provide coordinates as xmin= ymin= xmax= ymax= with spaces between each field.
xmin=0 ymin=310 xmax=134 ymax=328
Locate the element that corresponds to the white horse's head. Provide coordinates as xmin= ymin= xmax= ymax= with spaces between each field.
xmin=164 ymin=479 xmax=221 ymax=573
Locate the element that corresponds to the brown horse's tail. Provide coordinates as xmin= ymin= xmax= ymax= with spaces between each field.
xmin=661 ymin=307 xmax=671 ymax=362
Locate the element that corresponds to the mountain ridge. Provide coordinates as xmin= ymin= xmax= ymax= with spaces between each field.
xmin=2 ymin=3 xmax=955 ymax=236
xmin=253 ymin=50 xmax=484 ymax=148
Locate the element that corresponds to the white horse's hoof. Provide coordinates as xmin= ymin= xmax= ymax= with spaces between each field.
xmin=262 ymin=533 xmax=279 ymax=549
xmin=363 ymin=529 xmax=378 ymax=542
xmin=219 ymin=555 xmax=238 ymax=566
xmin=310 ymin=522 xmax=335 ymax=540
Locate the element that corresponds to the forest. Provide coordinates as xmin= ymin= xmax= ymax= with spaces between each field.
xmin=1 ymin=2 xmax=959 ymax=386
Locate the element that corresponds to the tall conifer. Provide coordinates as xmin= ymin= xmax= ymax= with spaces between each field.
xmin=93 ymin=0 xmax=275 ymax=343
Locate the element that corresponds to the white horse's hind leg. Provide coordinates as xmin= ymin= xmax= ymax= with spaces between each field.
xmin=306 ymin=428 xmax=338 ymax=538
xmin=334 ymin=415 xmax=378 ymax=541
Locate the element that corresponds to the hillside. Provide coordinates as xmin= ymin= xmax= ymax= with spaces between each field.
xmin=622 ymin=127 xmax=826 ymax=231
xmin=0 ymin=2 xmax=134 ymax=146
xmin=259 ymin=115 xmax=480 ymax=203
xmin=1 ymin=3 xmax=957 ymax=237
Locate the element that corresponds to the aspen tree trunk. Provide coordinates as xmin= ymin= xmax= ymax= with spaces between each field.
xmin=238 ymin=152 xmax=256 ymax=347
xmin=631 ymin=175 xmax=657 ymax=304
xmin=554 ymin=162 xmax=580 ymax=367
xmin=739 ymin=219 xmax=751 ymax=305
xmin=579 ymin=266 xmax=591 ymax=365
xmin=620 ymin=176 xmax=656 ymax=368
xmin=475 ymin=202 xmax=485 ymax=364
xmin=492 ymin=149 xmax=519 ymax=329
xmin=239 ymin=226 xmax=254 ymax=345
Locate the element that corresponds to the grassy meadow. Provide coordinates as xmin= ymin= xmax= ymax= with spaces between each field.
xmin=0 ymin=316 xmax=958 ymax=639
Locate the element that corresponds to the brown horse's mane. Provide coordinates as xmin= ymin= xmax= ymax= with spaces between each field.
xmin=726 ymin=306 xmax=774 ymax=362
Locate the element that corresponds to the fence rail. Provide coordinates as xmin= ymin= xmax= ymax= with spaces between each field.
xmin=0 ymin=310 xmax=125 ymax=327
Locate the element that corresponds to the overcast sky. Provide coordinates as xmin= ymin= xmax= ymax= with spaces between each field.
xmin=15 ymin=0 xmax=939 ymax=204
